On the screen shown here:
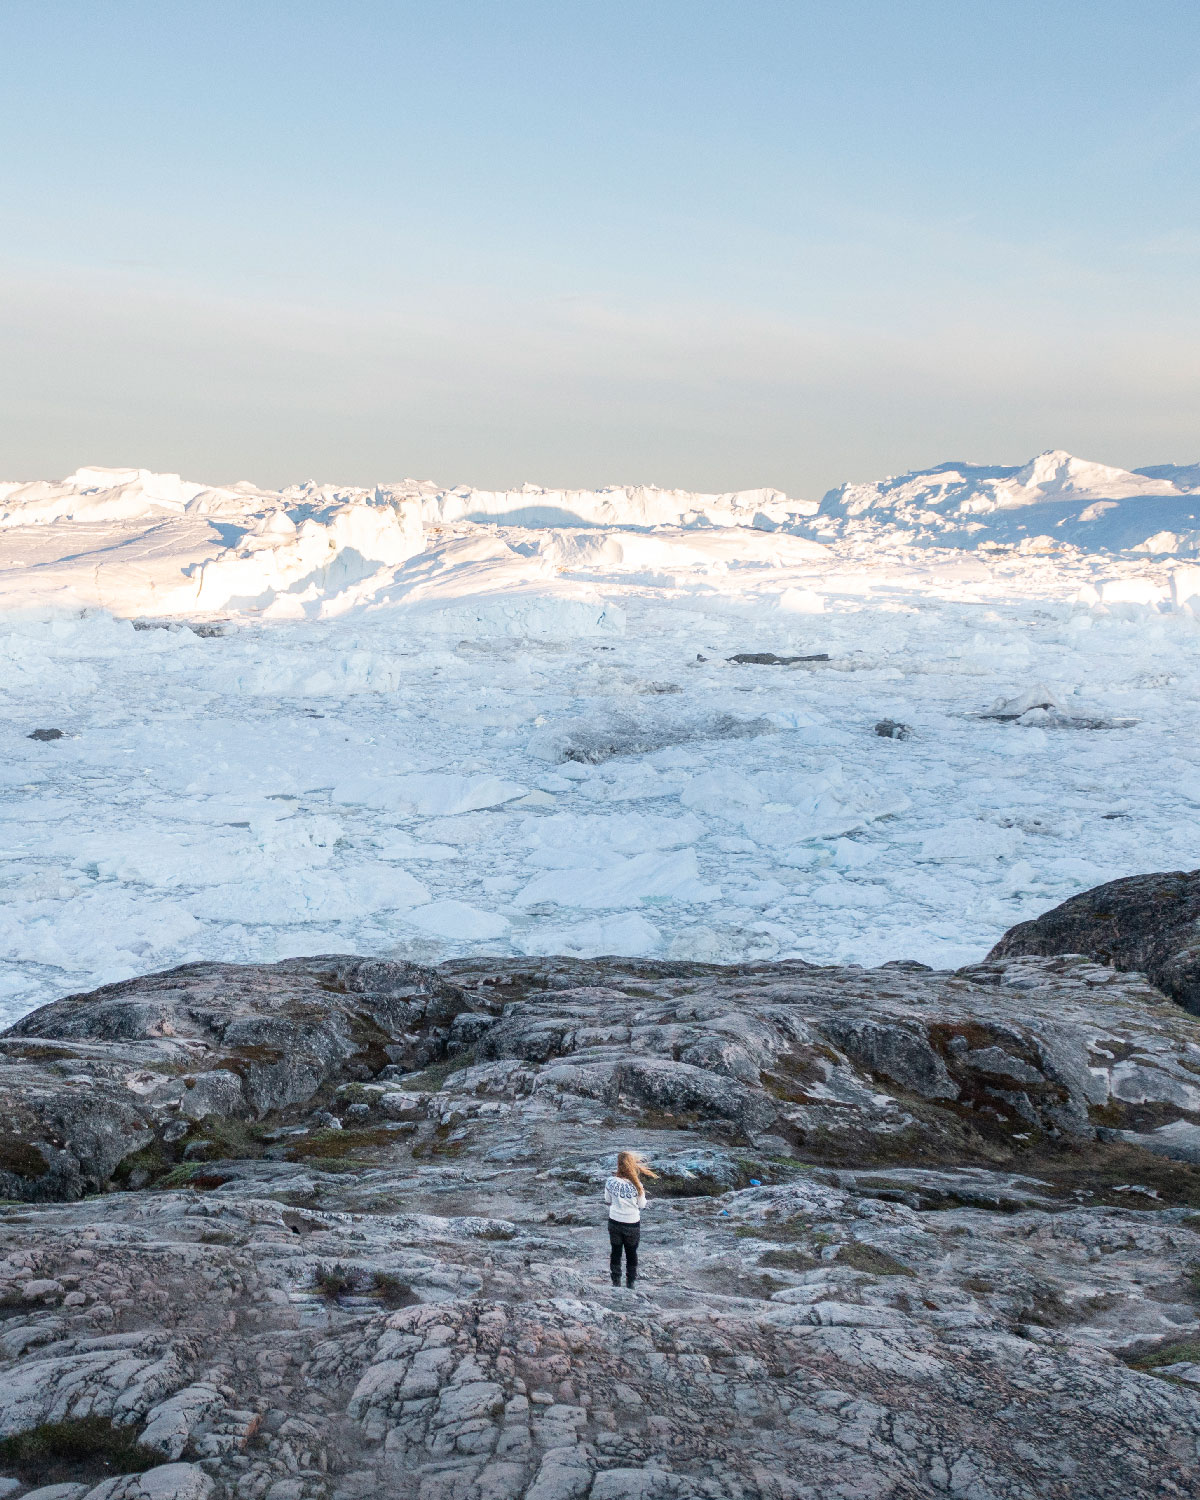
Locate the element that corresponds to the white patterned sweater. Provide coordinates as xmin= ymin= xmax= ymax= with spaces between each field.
xmin=604 ymin=1175 xmax=648 ymax=1223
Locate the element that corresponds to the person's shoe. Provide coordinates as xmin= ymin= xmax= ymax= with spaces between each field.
xmin=625 ymin=1281 xmax=636 ymax=1291
xmin=611 ymin=1279 xmax=621 ymax=1289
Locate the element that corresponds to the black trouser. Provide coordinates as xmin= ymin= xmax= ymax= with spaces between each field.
xmin=608 ymin=1219 xmax=639 ymax=1286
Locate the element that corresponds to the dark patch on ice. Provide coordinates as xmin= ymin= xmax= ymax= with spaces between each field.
xmin=875 ymin=720 xmax=912 ymax=740
xmin=532 ymin=712 xmax=776 ymax=764
xmin=27 ymin=729 xmax=64 ymax=742
xmin=980 ymin=707 xmax=1138 ymax=730
xmin=727 ymin=652 xmax=831 ymax=665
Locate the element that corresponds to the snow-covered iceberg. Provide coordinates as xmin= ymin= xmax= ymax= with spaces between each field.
xmin=817 ymin=449 xmax=1200 ymax=554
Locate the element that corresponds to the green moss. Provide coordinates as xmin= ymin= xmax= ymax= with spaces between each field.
xmin=758 ymin=1248 xmax=819 ymax=1272
xmin=182 ymin=1116 xmax=269 ymax=1161
xmin=834 ymin=1242 xmax=914 ymax=1277
xmin=112 ymin=1142 xmax=169 ymax=1187
xmin=371 ymin=1272 xmax=417 ymax=1308
xmin=0 ymin=1136 xmax=49 ymax=1180
xmin=399 ymin=1050 xmax=477 ymax=1092
xmin=734 ymin=1216 xmax=828 ymax=1244
xmin=0 ymin=1417 xmax=162 ymax=1486
xmin=1127 ymin=1338 xmax=1200 ymax=1372
xmin=313 ymin=1262 xmax=360 ymax=1300
xmin=336 ymin=1083 xmax=378 ymax=1105
xmin=155 ymin=1164 xmax=233 ymax=1192
xmin=311 ymin=1262 xmax=418 ymax=1306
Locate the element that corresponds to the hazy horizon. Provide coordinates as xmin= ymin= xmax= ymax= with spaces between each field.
xmin=3 ymin=0 xmax=1198 ymax=497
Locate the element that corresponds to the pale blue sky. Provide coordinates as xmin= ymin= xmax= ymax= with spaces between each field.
xmin=2 ymin=1 xmax=1197 ymax=497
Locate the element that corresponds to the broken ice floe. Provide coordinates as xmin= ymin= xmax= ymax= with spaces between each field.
xmin=979 ymin=684 xmax=1138 ymax=730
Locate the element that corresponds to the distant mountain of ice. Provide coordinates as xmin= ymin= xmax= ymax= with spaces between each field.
xmin=0 ymin=466 xmax=823 ymax=620
xmin=2 ymin=451 xmax=1199 ymax=624
xmin=817 ymin=449 xmax=1200 ymax=554
xmin=0 ymin=468 xmax=813 ymax=534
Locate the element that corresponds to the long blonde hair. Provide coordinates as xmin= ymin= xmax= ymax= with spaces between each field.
xmin=616 ymin=1151 xmax=657 ymax=1194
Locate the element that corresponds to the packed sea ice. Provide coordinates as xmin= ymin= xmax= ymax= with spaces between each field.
xmin=1 ymin=455 xmax=1199 ymax=1025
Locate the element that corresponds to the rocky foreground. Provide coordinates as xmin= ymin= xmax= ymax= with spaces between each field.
xmin=3 ymin=911 xmax=1200 ymax=1497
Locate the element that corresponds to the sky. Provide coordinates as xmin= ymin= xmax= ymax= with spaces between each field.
xmin=1 ymin=0 xmax=1198 ymax=499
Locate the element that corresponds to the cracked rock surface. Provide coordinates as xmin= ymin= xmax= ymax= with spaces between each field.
xmin=3 ymin=950 xmax=1200 ymax=1497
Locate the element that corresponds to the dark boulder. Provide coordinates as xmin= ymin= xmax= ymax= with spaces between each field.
xmin=989 ymin=869 xmax=1200 ymax=1014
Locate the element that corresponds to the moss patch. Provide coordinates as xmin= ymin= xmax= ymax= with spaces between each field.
xmin=113 ymin=1142 xmax=170 ymax=1188
xmin=156 ymin=1165 xmax=233 ymax=1192
xmin=1127 ymin=1338 xmax=1200 ymax=1373
xmin=758 ymin=1247 xmax=820 ymax=1272
xmin=735 ymin=1216 xmax=828 ymax=1244
xmin=834 ymin=1241 xmax=914 ymax=1277
xmin=398 ymin=1050 xmax=477 ymax=1093
xmin=371 ymin=1272 xmax=418 ymax=1308
xmin=0 ymin=1136 xmax=49 ymax=1180
xmin=212 ymin=1045 xmax=285 ymax=1079
xmin=3 ymin=1043 xmax=79 ymax=1062
xmin=412 ymin=1135 xmax=468 ymax=1160
xmin=182 ymin=1116 xmax=270 ymax=1162
xmin=347 ymin=1010 xmax=395 ymax=1074
xmin=284 ymin=1126 xmax=397 ymax=1162
xmin=313 ymin=1262 xmax=361 ymax=1300
xmin=0 ymin=1416 xmax=162 ymax=1486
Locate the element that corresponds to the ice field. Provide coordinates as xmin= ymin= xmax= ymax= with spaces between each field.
xmin=2 ymin=456 xmax=1200 ymax=1025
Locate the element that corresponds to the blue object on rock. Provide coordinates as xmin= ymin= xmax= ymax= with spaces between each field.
xmin=749 ymin=1178 xmax=761 ymax=1186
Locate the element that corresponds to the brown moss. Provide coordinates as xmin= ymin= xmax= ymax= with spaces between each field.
xmin=212 ymin=1045 xmax=285 ymax=1079
xmin=758 ymin=1247 xmax=819 ymax=1272
xmin=3 ymin=1044 xmax=78 ymax=1062
xmin=735 ymin=1216 xmax=828 ymax=1244
xmin=1088 ymin=1099 xmax=1197 ymax=1132
xmin=834 ymin=1241 xmax=914 ymax=1276
xmin=284 ymin=1126 xmax=397 ymax=1162
xmin=759 ymin=1045 xmax=840 ymax=1104
xmin=412 ymin=1136 xmax=468 ymax=1160
xmin=0 ymin=1137 xmax=49 ymax=1180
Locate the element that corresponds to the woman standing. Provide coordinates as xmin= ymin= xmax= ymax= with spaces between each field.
xmin=604 ymin=1150 xmax=656 ymax=1290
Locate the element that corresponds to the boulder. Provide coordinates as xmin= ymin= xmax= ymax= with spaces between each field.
xmin=989 ymin=869 xmax=1200 ymax=1015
